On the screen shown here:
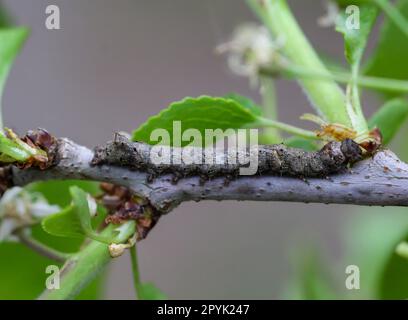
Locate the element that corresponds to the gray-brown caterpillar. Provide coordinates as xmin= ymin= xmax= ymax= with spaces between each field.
xmin=91 ymin=133 xmax=363 ymax=184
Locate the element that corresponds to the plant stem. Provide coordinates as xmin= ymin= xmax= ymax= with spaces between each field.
xmin=16 ymin=230 xmax=71 ymax=263
xmin=260 ymin=76 xmax=281 ymax=143
xmin=252 ymin=117 xmax=318 ymax=140
xmin=38 ymin=222 xmax=136 ymax=300
xmin=247 ymin=0 xmax=351 ymax=126
xmin=260 ymin=64 xmax=408 ymax=93
xmin=129 ymin=244 xmax=142 ymax=299
xmin=375 ymin=0 xmax=408 ymax=39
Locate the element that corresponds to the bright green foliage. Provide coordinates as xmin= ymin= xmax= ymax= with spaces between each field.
xmin=223 ymin=93 xmax=263 ymax=116
xmin=42 ymin=222 xmax=136 ymax=300
xmin=369 ymin=98 xmax=408 ymax=145
xmin=42 ymin=205 xmax=89 ymax=239
xmin=0 ymin=27 xmax=28 ymax=126
xmin=0 ymin=181 xmax=103 ymax=299
xmin=0 ymin=131 xmax=31 ymax=161
xmin=336 ymin=4 xmax=377 ymax=132
xmin=336 ymin=5 xmax=378 ymax=69
xmin=379 ymin=232 xmax=408 ymax=299
xmin=0 ymin=1 xmax=13 ymax=28
xmin=0 ymin=128 xmax=49 ymax=164
xmin=284 ymin=248 xmax=337 ymax=299
xmin=138 ymin=282 xmax=167 ymax=300
xmin=247 ymin=0 xmax=352 ymax=127
xmin=342 ymin=209 xmax=408 ymax=299
xmin=335 ymin=0 xmax=371 ymax=6
xmin=365 ymin=0 xmax=408 ymax=89
xmin=42 ymin=186 xmax=114 ymax=244
xmin=132 ymin=96 xmax=260 ymax=146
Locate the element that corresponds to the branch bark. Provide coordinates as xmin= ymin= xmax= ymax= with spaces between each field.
xmin=9 ymin=137 xmax=408 ymax=213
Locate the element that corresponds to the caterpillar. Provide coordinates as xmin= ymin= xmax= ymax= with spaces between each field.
xmin=91 ymin=133 xmax=363 ymax=184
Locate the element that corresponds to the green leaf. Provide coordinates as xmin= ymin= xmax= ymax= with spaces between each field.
xmin=132 ymin=96 xmax=260 ymax=146
xmin=70 ymin=186 xmax=94 ymax=235
xmin=42 ymin=205 xmax=89 ymax=239
xmin=0 ymin=131 xmax=31 ymax=161
xmin=378 ymin=231 xmax=408 ymax=299
xmin=335 ymin=0 xmax=372 ymax=7
xmin=0 ymin=1 xmax=14 ymax=28
xmin=0 ymin=27 xmax=28 ymax=126
xmin=284 ymin=248 xmax=337 ymax=300
xmin=335 ymin=3 xmax=377 ymax=132
xmin=28 ymin=180 xmax=105 ymax=251
xmin=42 ymin=186 xmax=112 ymax=244
xmin=27 ymin=180 xmax=100 ymax=207
xmin=342 ymin=208 xmax=408 ymax=299
xmin=369 ymin=98 xmax=408 ymax=145
xmin=223 ymin=93 xmax=263 ymax=116
xmin=336 ymin=4 xmax=378 ymax=69
xmin=138 ymin=282 xmax=167 ymax=300
xmin=365 ymin=0 xmax=408 ymax=94
xmin=0 ymin=180 xmax=104 ymax=299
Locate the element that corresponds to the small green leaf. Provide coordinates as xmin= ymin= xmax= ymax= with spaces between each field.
xmin=132 ymin=96 xmax=260 ymax=146
xmin=0 ymin=131 xmax=30 ymax=161
xmin=223 ymin=93 xmax=263 ymax=116
xmin=27 ymin=180 xmax=100 ymax=207
xmin=138 ymin=282 xmax=167 ymax=300
xmin=70 ymin=186 xmax=94 ymax=235
xmin=0 ymin=1 xmax=13 ymax=28
xmin=368 ymin=98 xmax=408 ymax=145
xmin=378 ymin=232 xmax=408 ymax=299
xmin=335 ymin=0 xmax=372 ymax=7
xmin=336 ymin=3 xmax=377 ymax=132
xmin=0 ymin=180 xmax=103 ymax=299
xmin=42 ymin=186 xmax=113 ymax=243
xmin=336 ymin=4 xmax=378 ymax=69
xmin=42 ymin=205 xmax=84 ymax=239
xmin=284 ymin=248 xmax=337 ymax=300
xmin=0 ymin=27 xmax=28 ymax=125
xmin=365 ymin=0 xmax=408 ymax=94
xmin=342 ymin=208 xmax=408 ymax=299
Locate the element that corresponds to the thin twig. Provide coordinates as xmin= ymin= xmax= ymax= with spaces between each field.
xmin=15 ymin=229 xmax=71 ymax=263
xmin=129 ymin=245 xmax=142 ymax=299
xmin=7 ymin=137 xmax=408 ymax=213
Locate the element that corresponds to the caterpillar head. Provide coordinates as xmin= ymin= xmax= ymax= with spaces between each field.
xmin=340 ymin=138 xmax=363 ymax=163
xmin=319 ymin=139 xmax=362 ymax=173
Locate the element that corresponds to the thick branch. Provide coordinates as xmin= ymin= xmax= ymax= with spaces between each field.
xmin=9 ymin=138 xmax=408 ymax=212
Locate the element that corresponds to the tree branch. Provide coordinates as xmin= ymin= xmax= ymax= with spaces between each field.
xmin=8 ymin=137 xmax=408 ymax=213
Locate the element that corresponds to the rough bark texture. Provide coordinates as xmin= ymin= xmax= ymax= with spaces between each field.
xmin=6 ymin=136 xmax=408 ymax=214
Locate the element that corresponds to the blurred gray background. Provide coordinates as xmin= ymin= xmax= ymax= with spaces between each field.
xmin=2 ymin=0 xmax=383 ymax=299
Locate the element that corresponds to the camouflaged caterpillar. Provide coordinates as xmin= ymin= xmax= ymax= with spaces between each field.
xmin=91 ymin=133 xmax=363 ymax=184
